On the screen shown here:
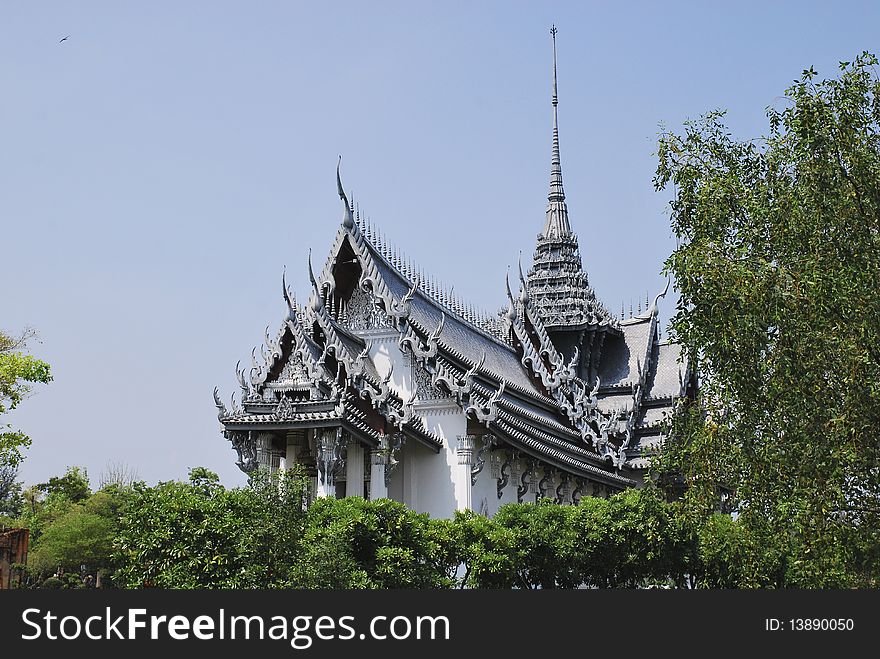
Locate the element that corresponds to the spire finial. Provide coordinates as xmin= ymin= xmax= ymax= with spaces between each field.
xmin=543 ymin=24 xmax=569 ymax=237
xmin=550 ymin=24 xmax=558 ymax=109
xmin=337 ymin=156 xmax=355 ymax=230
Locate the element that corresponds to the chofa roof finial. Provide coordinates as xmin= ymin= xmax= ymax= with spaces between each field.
xmin=504 ymin=268 xmax=518 ymax=323
xmin=337 ymin=156 xmax=355 ymax=230
xmin=646 ymin=279 xmax=671 ymax=317
xmin=517 ymin=252 xmax=529 ymax=305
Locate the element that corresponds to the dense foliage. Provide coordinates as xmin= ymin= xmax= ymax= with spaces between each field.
xmin=9 ymin=462 xmax=856 ymax=589
xmin=653 ymin=53 xmax=880 ymax=586
xmin=109 ymin=479 xmax=703 ymax=589
xmin=113 ymin=467 xmax=308 ymax=588
xmin=6 ymin=467 xmax=127 ymax=588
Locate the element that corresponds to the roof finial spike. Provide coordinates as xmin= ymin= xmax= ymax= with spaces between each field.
xmin=517 ymin=252 xmax=530 ymax=305
xmin=505 ymin=268 xmax=518 ymax=323
xmin=308 ymin=249 xmax=325 ymax=313
xmin=647 ymin=279 xmax=671 ymax=317
xmin=337 ymin=156 xmax=355 ymax=230
xmin=282 ymin=265 xmax=297 ymax=318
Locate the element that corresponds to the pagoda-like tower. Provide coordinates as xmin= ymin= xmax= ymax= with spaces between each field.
xmin=526 ymin=26 xmax=618 ymax=376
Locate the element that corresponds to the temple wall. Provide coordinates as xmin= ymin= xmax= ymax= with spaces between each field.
xmin=365 ymin=330 xmax=469 ymax=517
xmin=409 ymin=404 xmax=465 ymax=518
xmin=368 ymin=332 xmax=414 ymax=400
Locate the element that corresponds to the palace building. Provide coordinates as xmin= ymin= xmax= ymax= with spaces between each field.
xmin=213 ymin=29 xmax=694 ymax=517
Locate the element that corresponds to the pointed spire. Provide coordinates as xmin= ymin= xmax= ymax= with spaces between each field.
xmin=543 ymin=25 xmax=570 ymax=238
xmin=525 ymin=26 xmax=616 ymax=332
xmin=337 ymin=157 xmax=355 ymax=230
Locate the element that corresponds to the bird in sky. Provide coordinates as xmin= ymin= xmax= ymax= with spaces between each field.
xmin=59 ymin=35 xmax=69 ymax=42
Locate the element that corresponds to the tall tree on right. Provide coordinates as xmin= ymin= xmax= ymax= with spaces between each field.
xmin=653 ymin=53 xmax=880 ymax=587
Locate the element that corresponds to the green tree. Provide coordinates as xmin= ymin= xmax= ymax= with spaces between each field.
xmin=294 ymin=496 xmax=457 ymax=588
xmin=112 ymin=467 xmax=307 ymax=588
xmin=28 ymin=503 xmax=116 ymax=579
xmin=654 ymin=52 xmax=880 ymax=587
xmin=598 ymin=488 xmax=695 ymax=588
xmin=492 ymin=499 xmax=580 ymax=589
xmin=0 ymin=463 xmax=24 ymax=518
xmin=38 ymin=466 xmax=91 ymax=503
xmin=450 ymin=510 xmax=516 ymax=589
xmin=11 ymin=466 xmax=132 ymax=587
xmin=0 ymin=328 xmax=52 ymax=469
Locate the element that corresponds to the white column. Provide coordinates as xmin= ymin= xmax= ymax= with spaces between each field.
xmin=284 ymin=433 xmax=300 ymax=470
xmin=316 ymin=477 xmax=334 ymax=498
xmin=256 ymin=432 xmax=273 ymax=470
xmin=370 ymin=448 xmax=388 ymax=500
xmin=346 ymin=441 xmax=365 ymax=498
xmin=316 ymin=428 xmax=343 ymax=498
xmin=455 ymin=435 xmax=476 ymax=511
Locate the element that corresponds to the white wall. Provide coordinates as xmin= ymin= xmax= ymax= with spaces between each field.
xmin=367 ymin=332 xmax=465 ymax=517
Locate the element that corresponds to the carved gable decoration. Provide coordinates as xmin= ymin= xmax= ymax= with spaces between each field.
xmin=406 ymin=352 xmax=446 ymax=401
xmin=342 ymin=286 xmax=391 ymax=332
xmin=263 ymin=350 xmax=322 ymax=402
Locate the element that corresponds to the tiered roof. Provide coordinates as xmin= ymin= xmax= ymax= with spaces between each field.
xmin=214 ymin=27 xmax=693 ymax=488
xmin=527 ymin=26 xmax=617 ymax=332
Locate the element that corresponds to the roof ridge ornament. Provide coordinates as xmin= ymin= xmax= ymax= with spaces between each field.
xmin=337 ymin=156 xmax=355 ymax=230
xmin=646 ymin=278 xmax=671 ymax=317
xmin=467 ymin=379 xmax=506 ymax=427
xmin=307 ymin=250 xmax=324 ymax=312
xmin=517 ymin=254 xmax=529 ymax=304
xmin=212 ymin=386 xmax=228 ymax=420
xmin=504 ymin=269 xmax=517 ymax=323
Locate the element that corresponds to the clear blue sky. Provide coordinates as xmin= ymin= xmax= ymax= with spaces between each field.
xmin=3 ymin=1 xmax=877 ymax=488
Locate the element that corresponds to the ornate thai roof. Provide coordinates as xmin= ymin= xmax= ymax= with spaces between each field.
xmin=214 ymin=30 xmax=693 ymax=483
